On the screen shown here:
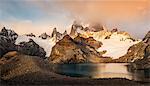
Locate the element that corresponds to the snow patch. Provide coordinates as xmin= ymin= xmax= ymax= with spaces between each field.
xmin=96 ymin=33 xmax=141 ymax=59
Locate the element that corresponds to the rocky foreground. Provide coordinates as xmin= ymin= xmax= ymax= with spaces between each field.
xmin=0 ymin=51 xmax=150 ymax=86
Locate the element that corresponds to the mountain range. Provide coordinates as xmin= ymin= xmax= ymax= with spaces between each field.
xmin=0 ymin=22 xmax=150 ymax=64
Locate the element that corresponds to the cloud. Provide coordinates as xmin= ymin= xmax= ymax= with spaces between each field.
xmin=56 ymin=0 xmax=150 ymax=38
xmin=0 ymin=0 xmax=149 ymax=38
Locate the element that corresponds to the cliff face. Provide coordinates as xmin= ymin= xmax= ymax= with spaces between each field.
xmin=115 ymin=42 xmax=147 ymax=62
xmin=143 ymin=31 xmax=150 ymax=45
xmin=132 ymin=31 xmax=150 ymax=69
xmin=74 ymin=35 xmax=102 ymax=49
xmin=48 ymin=35 xmax=111 ymax=64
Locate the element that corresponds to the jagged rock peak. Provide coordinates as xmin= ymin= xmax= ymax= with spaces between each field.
xmin=39 ymin=32 xmax=50 ymax=39
xmin=51 ymin=27 xmax=57 ymax=37
xmin=63 ymin=30 xmax=67 ymax=36
xmin=0 ymin=27 xmax=18 ymax=41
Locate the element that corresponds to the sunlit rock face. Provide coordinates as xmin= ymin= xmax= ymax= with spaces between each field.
xmin=49 ymin=35 xmax=112 ymax=64
xmin=0 ymin=51 xmax=52 ymax=81
xmin=74 ymin=35 xmax=102 ymax=49
xmin=116 ymin=42 xmax=147 ymax=62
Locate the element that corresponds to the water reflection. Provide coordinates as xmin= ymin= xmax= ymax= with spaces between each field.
xmin=53 ymin=63 xmax=150 ymax=82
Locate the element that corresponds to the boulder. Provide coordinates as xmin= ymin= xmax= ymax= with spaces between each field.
xmin=48 ymin=35 xmax=111 ymax=64
xmin=16 ymin=39 xmax=46 ymax=58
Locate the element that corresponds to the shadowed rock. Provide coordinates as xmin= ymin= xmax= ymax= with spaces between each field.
xmin=0 ymin=27 xmax=18 ymax=42
xmin=0 ymin=27 xmax=18 ymax=57
xmin=143 ymin=31 xmax=150 ymax=44
xmin=16 ymin=39 xmax=46 ymax=58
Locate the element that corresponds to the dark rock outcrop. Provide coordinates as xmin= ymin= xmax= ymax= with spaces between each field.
xmin=16 ymin=39 xmax=46 ymax=58
xmin=26 ymin=33 xmax=36 ymax=37
xmin=0 ymin=27 xmax=18 ymax=57
xmin=131 ymin=31 xmax=150 ymax=69
xmin=39 ymin=32 xmax=50 ymax=39
xmin=116 ymin=42 xmax=147 ymax=62
xmin=143 ymin=31 xmax=150 ymax=44
xmin=74 ymin=35 xmax=102 ymax=49
xmin=0 ymin=27 xmax=18 ymax=43
xmin=0 ymin=36 xmax=16 ymax=58
xmin=49 ymin=35 xmax=111 ymax=64
xmin=134 ymin=55 xmax=150 ymax=69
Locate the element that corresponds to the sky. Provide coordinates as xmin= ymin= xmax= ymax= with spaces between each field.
xmin=0 ymin=0 xmax=149 ymax=38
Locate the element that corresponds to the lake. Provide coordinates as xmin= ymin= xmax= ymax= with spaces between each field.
xmin=52 ymin=63 xmax=150 ymax=82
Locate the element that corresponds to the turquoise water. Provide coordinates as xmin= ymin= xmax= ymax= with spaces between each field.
xmin=53 ymin=63 xmax=150 ymax=82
